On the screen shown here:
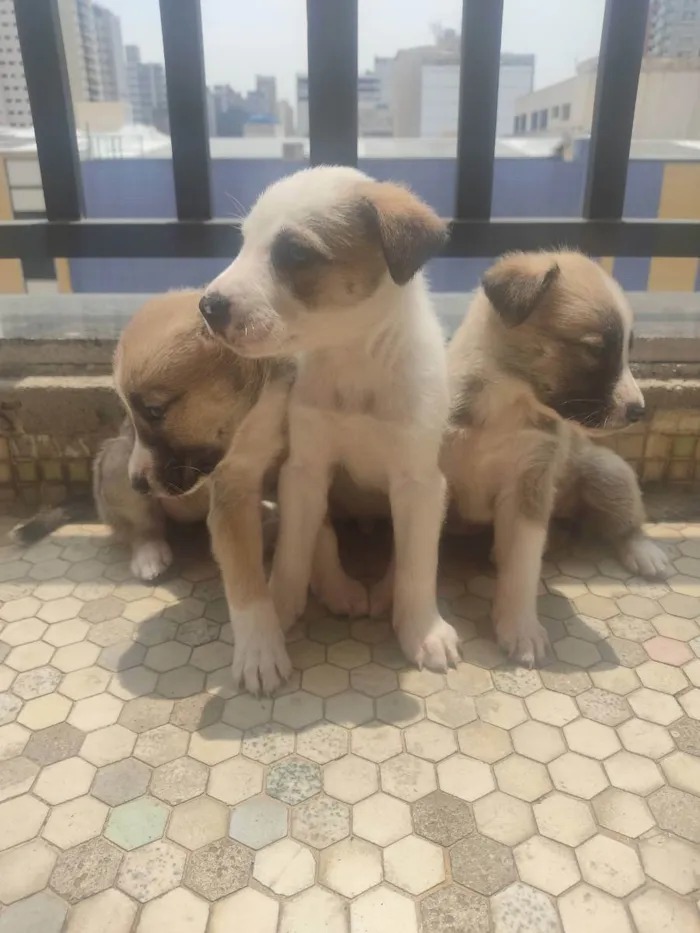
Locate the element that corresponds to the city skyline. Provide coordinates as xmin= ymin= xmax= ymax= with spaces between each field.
xmin=102 ymin=0 xmax=607 ymax=103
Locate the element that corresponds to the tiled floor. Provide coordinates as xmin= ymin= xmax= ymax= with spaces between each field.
xmin=0 ymin=515 xmax=699 ymax=932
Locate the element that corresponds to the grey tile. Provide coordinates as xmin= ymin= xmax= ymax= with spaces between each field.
xmin=420 ymin=885 xmax=489 ymax=933
xmin=184 ymin=838 xmax=253 ymax=900
xmin=91 ymin=758 xmax=152 ymax=806
xmin=50 ymin=836 xmax=122 ymax=903
xmin=0 ymin=891 xmax=68 ymax=933
xmin=412 ymin=790 xmax=475 ymax=847
xmin=450 ymin=834 xmax=516 ymax=895
xmin=24 ymin=722 xmax=85 ymax=766
xmin=649 ymin=786 xmax=700 ymax=843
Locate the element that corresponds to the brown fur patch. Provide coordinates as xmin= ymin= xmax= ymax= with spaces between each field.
xmin=482 ymin=252 xmax=560 ymax=327
xmin=450 ymin=376 xmax=486 ymax=426
xmin=517 ymin=436 xmax=560 ymax=523
xmin=359 ymin=181 xmax=449 ymax=286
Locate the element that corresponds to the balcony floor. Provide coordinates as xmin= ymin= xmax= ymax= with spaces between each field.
xmin=0 ymin=515 xmax=699 ymax=932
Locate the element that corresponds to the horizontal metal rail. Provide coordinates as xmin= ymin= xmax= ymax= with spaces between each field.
xmin=0 ymin=219 xmax=697 ymax=260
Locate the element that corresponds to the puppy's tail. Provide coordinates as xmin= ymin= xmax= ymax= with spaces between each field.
xmin=10 ymin=495 xmax=94 ymax=546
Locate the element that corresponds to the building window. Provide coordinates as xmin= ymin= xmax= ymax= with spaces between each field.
xmin=539 ymin=109 xmax=548 ymax=130
xmin=552 ymin=105 xmax=560 ymax=119
xmin=530 ymin=111 xmax=538 ymax=131
xmin=562 ymin=103 xmax=571 ymax=120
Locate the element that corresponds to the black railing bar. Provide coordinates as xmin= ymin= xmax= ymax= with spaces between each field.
xmin=13 ymin=0 xmax=84 ymax=221
xmin=306 ymin=0 xmax=358 ymax=166
xmin=1 ymin=218 xmax=698 ymax=259
xmin=159 ymin=0 xmax=212 ymax=221
xmin=454 ymin=0 xmax=504 ymax=221
xmin=583 ymin=0 xmax=649 ymax=221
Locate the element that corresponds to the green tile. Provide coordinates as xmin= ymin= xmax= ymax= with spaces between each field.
xmin=105 ymin=796 xmax=168 ymax=850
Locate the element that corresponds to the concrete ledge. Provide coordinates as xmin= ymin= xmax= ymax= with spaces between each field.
xmin=0 ymin=293 xmax=699 ymax=376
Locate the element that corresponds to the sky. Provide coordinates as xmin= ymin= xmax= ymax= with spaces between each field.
xmin=104 ymin=0 xmax=607 ymax=104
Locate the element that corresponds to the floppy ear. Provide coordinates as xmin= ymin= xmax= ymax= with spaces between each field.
xmin=482 ymin=253 xmax=560 ymax=327
xmin=360 ymin=182 xmax=449 ymax=285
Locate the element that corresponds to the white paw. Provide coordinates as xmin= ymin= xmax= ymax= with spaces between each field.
xmin=495 ymin=612 xmax=549 ymax=668
xmin=231 ymin=601 xmax=292 ymax=696
xmin=619 ymin=533 xmax=671 ymax=579
xmin=314 ymin=572 xmax=368 ymax=618
xmin=130 ymin=539 xmax=172 ymax=580
xmin=270 ymin=569 xmax=308 ymax=631
xmin=398 ymin=614 xmax=461 ymax=672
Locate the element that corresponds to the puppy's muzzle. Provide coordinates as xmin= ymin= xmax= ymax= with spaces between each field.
xmin=199 ymin=292 xmax=230 ymax=334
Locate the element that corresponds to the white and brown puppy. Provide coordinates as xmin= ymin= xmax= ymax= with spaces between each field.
xmin=199 ymin=166 xmax=460 ymax=674
xmin=442 ymin=251 xmax=670 ymax=665
xmin=109 ymin=290 xmax=363 ymax=694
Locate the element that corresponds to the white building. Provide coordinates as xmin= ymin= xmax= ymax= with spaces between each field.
xmin=419 ymin=53 xmax=534 ymax=138
xmin=0 ymin=0 xmax=116 ymax=128
xmin=296 ymin=65 xmax=392 ymax=138
xmin=647 ymin=0 xmax=700 ymax=58
xmin=514 ymin=56 xmax=700 ymax=140
xmin=92 ymin=2 xmax=126 ymax=102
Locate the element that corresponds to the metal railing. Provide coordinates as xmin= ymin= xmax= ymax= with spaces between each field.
xmin=1 ymin=0 xmax=700 ymax=262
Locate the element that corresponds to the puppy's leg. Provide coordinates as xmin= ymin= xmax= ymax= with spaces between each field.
xmin=578 ymin=445 xmax=670 ymax=578
xmin=310 ymin=519 xmax=369 ymax=618
xmin=492 ymin=439 xmax=558 ymax=666
xmin=389 ymin=467 xmax=460 ymax=671
xmin=209 ymin=383 xmax=291 ymax=695
xmin=270 ymin=448 xmax=331 ymax=628
xmin=95 ymin=433 xmax=172 ymax=581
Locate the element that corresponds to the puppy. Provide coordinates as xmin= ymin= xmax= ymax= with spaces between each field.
xmin=199 ymin=166 xmax=460 ymax=672
xmin=441 ymin=251 xmax=670 ymax=665
xmin=105 ymin=290 xmax=364 ymax=693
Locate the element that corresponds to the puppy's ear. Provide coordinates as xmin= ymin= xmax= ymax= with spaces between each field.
xmin=361 ymin=182 xmax=448 ymax=285
xmin=482 ymin=253 xmax=560 ymax=327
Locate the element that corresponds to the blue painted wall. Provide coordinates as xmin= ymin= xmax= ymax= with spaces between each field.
xmin=68 ymin=153 xmax=670 ymax=294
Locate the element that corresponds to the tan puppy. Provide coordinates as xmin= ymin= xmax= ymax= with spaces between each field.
xmin=442 ymin=251 xmax=670 ymax=665
xmin=199 ymin=166 xmax=460 ymax=677
xmin=108 ymin=290 xmax=363 ymax=693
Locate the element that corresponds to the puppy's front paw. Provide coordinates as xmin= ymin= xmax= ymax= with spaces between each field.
xmin=270 ymin=570 xmax=308 ymax=631
xmin=398 ymin=615 xmax=461 ymax=672
xmin=130 ymin=539 xmax=172 ymax=581
xmin=495 ymin=613 xmax=549 ymax=668
xmin=618 ymin=533 xmax=671 ymax=579
xmin=314 ymin=572 xmax=368 ymax=618
xmin=231 ymin=602 xmax=292 ymax=696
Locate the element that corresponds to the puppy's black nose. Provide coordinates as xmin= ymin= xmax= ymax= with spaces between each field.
xmin=626 ymin=402 xmax=646 ymax=423
xmin=130 ymin=473 xmax=151 ymax=495
xmin=199 ymin=292 xmax=230 ymax=331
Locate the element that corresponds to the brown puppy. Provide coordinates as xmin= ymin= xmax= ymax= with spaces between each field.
xmin=441 ymin=251 xmax=670 ymax=665
xmin=110 ymin=290 xmax=364 ymax=694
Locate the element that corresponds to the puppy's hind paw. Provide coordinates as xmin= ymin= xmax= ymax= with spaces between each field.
xmin=619 ymin=533 xmax=671 ymax=580
xmin=314 ymin=573 xmax=369 ymax=618
xmin=496 ymin=615 xmax=550 ymax=668
xmin=130 ymin=539 xmax=172 ymax=581
xmin=400 ymin=615 xmax=461 ymax=672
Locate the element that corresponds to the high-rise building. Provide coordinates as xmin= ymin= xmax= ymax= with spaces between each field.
xmin=0 ymin=0 xmax=104 ymax=127
xmin=392 ymin=29 xmax=534 ymax=138
xmin=92 ymin=2 xmax=126 ymax=102
xmin=74 ymin=0 xmax=102 ymax=101
xmin=646 ymin=0 xmax=700 ymax=58
xmin=125 ymin=44 xmax=168 ymax=131
xmin=296 ymin=68 xmax=392 ymax=137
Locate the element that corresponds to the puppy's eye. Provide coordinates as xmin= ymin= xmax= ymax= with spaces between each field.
xmin=271 ymin=232 xmax=325 ymax=274
xmin=143 ymin=405 xmax=165 ymax=422
xmin=581 ymin=340 xmax=604 ymax=359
